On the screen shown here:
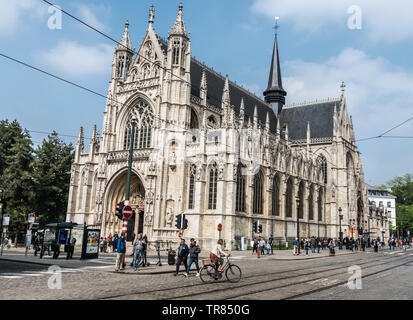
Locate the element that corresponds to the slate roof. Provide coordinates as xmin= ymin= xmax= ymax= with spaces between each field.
xmin=157 ymin=37 xmax=277 ymax=132
xmin=279 ymin=100 xmax=341 ymax=141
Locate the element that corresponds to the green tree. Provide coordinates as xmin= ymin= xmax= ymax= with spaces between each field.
xmin=386 ymin=174 xmax=413 ymax=237
xmin=0 ymin=120 xmax=34 ymax=239
xmin=32 ymin=132 xmax=74 ymax=226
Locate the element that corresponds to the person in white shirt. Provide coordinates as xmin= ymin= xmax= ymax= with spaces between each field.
xmin=210 ymin=239 xmax=230 ymax=279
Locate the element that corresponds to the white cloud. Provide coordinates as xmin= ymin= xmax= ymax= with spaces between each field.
xmin=78 ymin=4 xmax=106 ymax=31
xmin=251 ymin=0 xmax=413 ymax=42
xmin=0 ymin=0 xmax=43 ymax=35
xmin=282 ymin=48 xmax=413 ymax=182
xmin=39 ymin=41 xmax=113 ymax=76
xmin=283 ymin=48 xmax=413 ymax=138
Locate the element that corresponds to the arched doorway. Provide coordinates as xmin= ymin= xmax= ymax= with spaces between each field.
xmin=105 ymin=170 xmax=145 ymax=241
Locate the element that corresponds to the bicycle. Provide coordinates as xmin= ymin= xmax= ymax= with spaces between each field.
xmin=199 ymin=256 xmax=242 ymax=283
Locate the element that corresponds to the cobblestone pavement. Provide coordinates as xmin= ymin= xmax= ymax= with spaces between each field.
xmin=1 ymin=248 xmax=412 ymax=300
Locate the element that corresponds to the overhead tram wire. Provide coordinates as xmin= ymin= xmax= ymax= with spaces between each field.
xmin=356 ymin=116 xmax=413 ymax=142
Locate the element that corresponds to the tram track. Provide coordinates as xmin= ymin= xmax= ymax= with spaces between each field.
xmin=98 ymin=251 xmax=410 ymax=300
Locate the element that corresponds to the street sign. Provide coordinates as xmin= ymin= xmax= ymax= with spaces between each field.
xmin=217 ymin=223 xmax=222 ymax=231
xmin=2 ymin=214 xmax=10 ymax=227
xmin=122 ymin=205 xmax=133 ymax=220
xmin=28 ymin=213 xmax=35 ymax=224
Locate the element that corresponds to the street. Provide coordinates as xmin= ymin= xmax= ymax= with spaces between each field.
xmin=1 ymin=248 xmax=412 ymax=300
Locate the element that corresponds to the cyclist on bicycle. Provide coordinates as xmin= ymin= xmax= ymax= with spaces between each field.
xmin=210 ymin=239 xmax=230 ymax=279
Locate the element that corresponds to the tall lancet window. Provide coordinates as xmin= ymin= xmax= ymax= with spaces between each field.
xmin=188 ymin=164 xmax=196 ymax=210
xmin=236 ymin=165 xmax=246 ymax=212
xmin=123 ymin=99 xmax=154 ymax=150
xmin=308 ymin=185 xmax=314 ymax=220
xmin=172 ymin=39 xmax=181 ymax=65
xmin=286 ymin=178 xmax=293 ymax=218
xmin=318 ymin=188 xmax=323 ymax=221
xmin=253 ymin=170 xmax=263 ymax=214
xmin=298 ymin=181 xmax=304 ymax=219
xmin=317 ymin=154 xmax=328 ymax=184
xmin=208 ymin=163 xmax=218 ymax=210
xmin=272 ymin=175 xmax=280 ymax=216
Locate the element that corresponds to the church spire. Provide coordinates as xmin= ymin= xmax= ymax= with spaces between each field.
xmin=263 ymin=18 xmax=287 ymax=117
xmin=168 ymin=2 xmax=189 ymax=38
xmin=117 ymin=20 xmax=131 ymax=50
xmin=148 ymin=4 xmax=155 ymax=27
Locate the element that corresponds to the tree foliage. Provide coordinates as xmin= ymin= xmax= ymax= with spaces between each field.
xmin=0 ymin=120 xmax=74 ymax=237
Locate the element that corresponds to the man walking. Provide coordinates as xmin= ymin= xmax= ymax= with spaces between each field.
xmin=268 ymin=235 xmax=274 ymax=255
xmin=115 ymin=233 xmax=126 ymax=272
xmin=186 ymin=238 xmax=201 ymax=277
xmin=132 ymin=234 xmax=144 ymax=271
xmin=175 ymin=239 xmax=189 ymax=276
xmin=310 ymin=236 xmax=316 ymax=253
xmin=293 ymin=237 xmax=299 ymax=256
xmin=259 ymin=237 xmax=265 ymax=255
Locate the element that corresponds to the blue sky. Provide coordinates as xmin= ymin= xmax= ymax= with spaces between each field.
xmin=0 ymin=0 xmax=412 ymax=185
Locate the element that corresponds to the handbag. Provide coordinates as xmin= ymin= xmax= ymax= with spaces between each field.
xmin=210 ymin=252 xmax=218 ymax=264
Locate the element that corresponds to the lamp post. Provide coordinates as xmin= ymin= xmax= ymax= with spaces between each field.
xmin=338 ymin=207 xmax=343 ymax=250
xmin=0 ymin=189 xmax=4 ymax=256
xmin=124 ymin=115 xmax=137 ymax=240
xmin=296 ymin=198 xmax=300 ymax=255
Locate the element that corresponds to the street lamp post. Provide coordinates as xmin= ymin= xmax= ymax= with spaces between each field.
xmin=296 ymin=198 xmax=300 ymax=255
xmin=123 ymin=115 xmax=137 ymax=239
xmin=0 ymin=189 xmax=4 ymax=256
xmin=338 ymin=207 xmax=343 ymax=250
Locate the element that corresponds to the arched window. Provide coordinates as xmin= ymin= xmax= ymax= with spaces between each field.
xmin=272 ymin=175 xmax=280 ymax=216
xmin=253 ymin=171 xmax=263 ymax=214
xmin=317 ymin=154 xmax=327 ymax=184
xmin=286 ymin=178 xmax=293 ymax=218
xmin=188 ymin=164 xmax=196 ymax=210
xmin=236 ymin=165 xmax=246 ymax=212
xmin=318 ymin=188 xmax=323 ymax=221
xmin=123 ymin=99 xmax=154 ymax=150
xmin=308 ymin=185 xmax=314 ymax=220
xmin=208 ymin=163 xmax=218 ymax=210
xmin=298 ymin=181 xmax=304 ymax=219
xmin=190 ymin=108 xmax=199 ymax=129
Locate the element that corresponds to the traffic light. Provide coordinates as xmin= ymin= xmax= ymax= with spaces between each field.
xmin=175 ymin=214 xmax=182 ymax=229
xmin=253 ymin=221 xmax=257 ymax=233
xmin=182 ymin=216 xmax=188 ymax=230
xmin=115 ymin=201 xmax=124 ymax=220
xmin=258 ymin=224 xmax=263 ymax=233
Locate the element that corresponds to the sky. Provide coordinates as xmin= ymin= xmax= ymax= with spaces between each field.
xmin=0 ymin=0 xmax=412 ymax=186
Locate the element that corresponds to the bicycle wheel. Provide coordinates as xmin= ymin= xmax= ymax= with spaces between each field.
xmin=200 ymin=264 xmax=216 ymax=283
xmin=225 ymin=264 xmax=241 ymax=283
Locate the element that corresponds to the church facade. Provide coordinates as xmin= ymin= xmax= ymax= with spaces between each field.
xmin=66 ymin=4 xmax=389 ymax=249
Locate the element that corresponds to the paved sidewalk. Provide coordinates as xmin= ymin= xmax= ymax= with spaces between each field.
xmin=0 ymin=246 xmax=362 ymax=275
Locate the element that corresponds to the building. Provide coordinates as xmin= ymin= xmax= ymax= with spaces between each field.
xmin=367 ymin=184 xmax=395 ymax=239
xmin=66 ymin=4 xmax=378 ymax=249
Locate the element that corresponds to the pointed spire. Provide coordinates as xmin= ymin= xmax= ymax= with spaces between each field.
xmin=200 ymin=69 xmax=207 ymax=105
xmin=285 ymin=124 xmax=289 ymax=141
xmin=91 ymin=125 xmax=97 ymax=143
xmin=117 ymin=20 xmax=131 ymax=50
xmin=148 ymin=4 xmax=155 ymax=26
xmin=239 ymin=97 xmax=245 ymax=126
xmin=222 ymin=74 xmax=230 ymax=105
xmin=306 ymin=121 xmax=311 ymax=141
xmin=265 ymin=112 xmax=270 ymax=131
xmin=168 ymin=2 xmax=188 ymax=38
xmin=276 ymin=117 xmax=280 ymax=136
xmin=263 ymin=18 xmax=287 ymax=116
xmin=253 ymin=105 xmax=258 ymax=129
xmin=77 ymin=126 xmax=84 ymax=146
xmin=341 ymin=81 xmax=346 ymax=97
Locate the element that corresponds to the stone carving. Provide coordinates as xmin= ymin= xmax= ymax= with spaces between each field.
xmin=166 ymin=206 xmax=174 ymax=226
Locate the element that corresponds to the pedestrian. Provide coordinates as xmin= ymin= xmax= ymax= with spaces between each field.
xmin=99 ymin=237 xmax=105 ymax=253
xmin=305 ymin=239 xmax=310 ymax=256
xmin=114 ymin=233 xmax=126 ymax=272
xmin=266 ymin=241 xmax=271 ymax=255
xmin=113 ymin=233 xmax=119 ymax=253
xmin=132 ymin=234 xmax=144 ymax=270
xmin=328 ymin=238 xmax=335 ymax=256
xmin=293 ymin=237 xmax=299 ymax=256
xmin=268 ymin=235 xmax=274 ymax=255
xmin=316 ymin=238 xmax=321 ymax=253
xmin=68 ymin=237 xmax=76 ymax=259
xmin=310 ymin=236 xmax=316 ymax=253
xmin=186 ymin=238 xmax=201 ymax=277
xmin=34 ymin=235 xmax=40 ymax=256
xmin=175 ymin=239 xmax=189 ymax=276
xmin=259 ymin=237 xmax=265 ymax=255
xmin=142 ymin=235 xmax=148 ymax=267
xmin=252 ymin=238 xmax=257 ymax=255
